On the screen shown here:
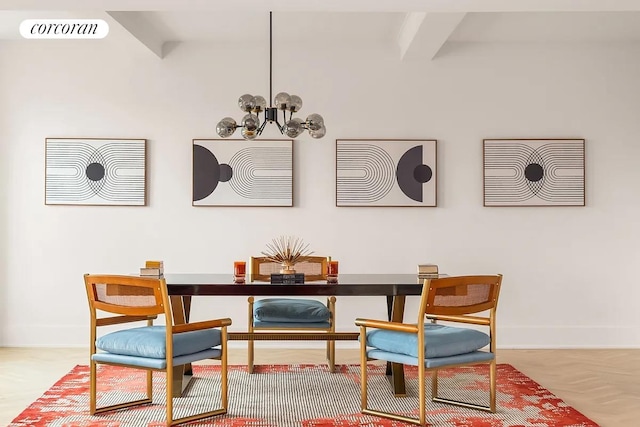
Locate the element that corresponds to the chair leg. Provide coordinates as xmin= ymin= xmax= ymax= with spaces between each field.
xmin=431 ymin=369 xmax=438 ymax=400
xmin=89 ymin=360 xmax=97 ymax=414
xmin=359 ymin=326 xmax=368 ymax=411
xmin=489 ymin=359 xmax=497 ymax=412
xmin=419 ymin=358 xmax=426 ymax=426
xmin=146 ymin=370 xmax=153 ymax=399
xmin=166 ymin=366 xmax=174 ymax=426
xmin=221 ymin=326 xmax=229 ymax=410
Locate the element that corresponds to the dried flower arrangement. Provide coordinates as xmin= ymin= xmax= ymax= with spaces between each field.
xmin=261 ymin=236 xmax=314 ymax=273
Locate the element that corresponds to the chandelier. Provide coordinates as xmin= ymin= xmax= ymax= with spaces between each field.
xmin=216 ymin=12 xmax=326 ymax=140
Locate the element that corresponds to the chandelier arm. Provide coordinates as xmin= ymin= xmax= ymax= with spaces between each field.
xmin=256 ymin=117 xmax=268 ymax=135
xmin=274 ymin=111 xmax=285 ymax=132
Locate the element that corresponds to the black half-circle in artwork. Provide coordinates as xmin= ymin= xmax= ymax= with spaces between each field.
xmin=193 ymin=144 xmax=221 ymax=201
xmin=397 ymin=145 xmax=430 ymax=202
xmin=219 ymin=164 xmax=233 ymax=182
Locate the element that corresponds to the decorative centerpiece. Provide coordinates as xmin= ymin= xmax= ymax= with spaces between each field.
xmin=261 ymin=236 xmax=313 ymax=274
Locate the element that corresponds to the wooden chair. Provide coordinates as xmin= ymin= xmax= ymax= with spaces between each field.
xmin=355 ymin=275 xmax=503 ymax=426
xmin=247 ymin=256 xmax=336 ymax=373
xmin=84 ymin=274 xmax=231 ymax=426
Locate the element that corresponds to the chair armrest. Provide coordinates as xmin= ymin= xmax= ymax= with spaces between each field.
xmin=173 ymin=318 xmax=232 ymax=333
xmin=426 ymin=314 xmax=490 ymax=326
xmin=355 ymin=318 xmax=418 ymax=333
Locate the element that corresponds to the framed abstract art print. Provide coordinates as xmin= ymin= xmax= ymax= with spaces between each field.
xmin=192 ymin=139 xmax=293 ymax=207
xmin=45 ymin=137 xmax=146 ymax=206
xmin=483 ymin=138 xmax=585 ymax=206
xmin=336 ymin=139 xmax=437 ymax=207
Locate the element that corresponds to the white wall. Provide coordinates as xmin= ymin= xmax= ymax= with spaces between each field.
xmin=1 ymin=34 xmax=639 ymax=348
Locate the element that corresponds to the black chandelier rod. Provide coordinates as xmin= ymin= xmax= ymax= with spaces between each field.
xmin=269 ymin=11 xmax=273 ymax=108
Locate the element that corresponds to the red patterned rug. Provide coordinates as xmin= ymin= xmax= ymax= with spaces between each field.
xmin=9 ymin=363 xmax=598 ymax=427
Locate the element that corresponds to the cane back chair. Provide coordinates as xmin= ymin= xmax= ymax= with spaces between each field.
xmin=355 ymin=275 xmax=503 ymax=426
xmin=247 ymin=255 xmax=336 ymax=373
xmin=84 ymin=274 xmax=231 ymax=426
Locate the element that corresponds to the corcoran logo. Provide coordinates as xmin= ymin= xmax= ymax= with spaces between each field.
xmin=20 ymin=19 xmax=109 ymax=39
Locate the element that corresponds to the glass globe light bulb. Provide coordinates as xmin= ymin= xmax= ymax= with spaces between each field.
xmin=241 ymin=128 xmax=258 ymax=140
xmin=274 ymin=92 xmax=291 ymax=110
xmin=283 ymin=118 xmax=304 ymax=138
xmin=241 ymin=113 xmax=260 ymax=132
xmin=306 ymin=113 xmax=324 ymax=131
xmin=289 ymin=95 xmax=303 ymax=113
xmin=238 ymin=94 xmax=255 ymax=112
xmin=216 ymin=117 xmax=237 ymax=138
xmin=309 ymin=125 xmax=326 ymax=139
xmin=252 ymin=95 xmax=267 ymax=113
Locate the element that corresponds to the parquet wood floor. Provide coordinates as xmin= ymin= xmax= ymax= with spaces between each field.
xmin=1 ymin=347 xmax=638 ymax=426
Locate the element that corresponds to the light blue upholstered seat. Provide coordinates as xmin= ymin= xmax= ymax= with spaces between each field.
xmin=84 ymin=274 xmax=231 ymax=426
xmin=94 ymin=326 xmax=222 ymax=369
xmin=355 ymin=275 xmax=503 ymax=427
xmin=366 ymin=323 xmax=490 ymax=358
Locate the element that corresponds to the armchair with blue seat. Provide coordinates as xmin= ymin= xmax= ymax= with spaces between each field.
xmin=247 ymin=256 xmax=336 ymax=373
xmin=355 ymin=274 xmax=503 ymax=426
xmin=84 ymin=274 xmax=231 ymax=426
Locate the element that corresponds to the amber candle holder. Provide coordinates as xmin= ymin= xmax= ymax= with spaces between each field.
xmin=234 ymin=261 xmax=246 ymax=283
xmin=327 ymin=260 xmax=338 ymax=283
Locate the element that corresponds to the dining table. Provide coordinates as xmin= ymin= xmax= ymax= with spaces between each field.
xmin=164 ymin=273 xmax=438 ymax=397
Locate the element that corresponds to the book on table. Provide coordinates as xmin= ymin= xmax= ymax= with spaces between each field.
xmin=145 ymin=260 xmax=164 ymax=268
xmin=140 ymin=267 xmax=164 ymax=276
xmin=417 ymin=264 xmax=438 ymax=274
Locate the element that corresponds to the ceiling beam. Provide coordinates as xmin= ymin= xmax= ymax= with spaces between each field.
xmin=106 ymin=11 xmax=165 ymax=58
xmin=398 ymin=12 xmax=466 ymax=61
xmin=5 ymin=0 xmax=640 ymax=12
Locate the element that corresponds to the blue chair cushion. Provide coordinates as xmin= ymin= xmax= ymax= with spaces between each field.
xmin=366 ymin=323 xmax=490 ymax=358
xmin=254 ymin=298 xmax=330 ymax=323
xmin=367 ymin=348 xmax=494 ymax=368
xmin=96 ymin=325 xmax=221 ymax=359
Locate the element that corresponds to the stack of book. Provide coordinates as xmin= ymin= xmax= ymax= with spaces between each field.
xmin=140 ymin=260 xmax=164 ymax=277
xmin=417 ymin=264 xmax=438 ymax=279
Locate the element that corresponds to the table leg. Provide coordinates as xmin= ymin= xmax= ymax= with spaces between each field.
xmin=386 ymin=295 xmax=406 ymax=396
xmin=170 ymin=296 xmax=193 ymax=397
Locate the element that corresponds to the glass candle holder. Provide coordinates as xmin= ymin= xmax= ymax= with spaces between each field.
xmin=327 ymin=260 xmax=338 ymax=283
xmin=234 ymin=261 xmax=246 ymax=283
xmin=328 ymin=260 xmax=339 ymax=276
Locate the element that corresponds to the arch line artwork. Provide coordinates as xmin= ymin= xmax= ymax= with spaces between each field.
xmin=483 ymin=138 xmax=585 ymax=207
xmin=45 ymin=138 xmax=146 ymax=206
xmin=192 ymin=139 xmax=293 ymax=207
xmin=336 ymin=139 xmax=437 ymax=207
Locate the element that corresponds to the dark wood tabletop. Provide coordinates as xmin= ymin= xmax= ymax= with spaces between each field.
xmin=164 ymin=273 xmax=430 ymax=296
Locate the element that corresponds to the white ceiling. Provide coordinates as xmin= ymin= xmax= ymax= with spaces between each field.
xmin=1 ymin=1 xmax=640 ymax=57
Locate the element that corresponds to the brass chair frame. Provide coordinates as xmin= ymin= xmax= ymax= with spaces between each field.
xmin=84 ymin=274 xmax=231 ymax=426
xmin=355 ymin=275 xmax=502 ymax=426
xmin=247 ymin=256 xmax=336 ymax=373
